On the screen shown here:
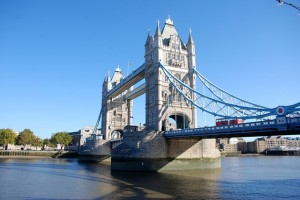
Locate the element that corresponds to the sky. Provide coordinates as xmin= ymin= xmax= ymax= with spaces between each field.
xmin=1 ymin=0 xmax=300 ymax=139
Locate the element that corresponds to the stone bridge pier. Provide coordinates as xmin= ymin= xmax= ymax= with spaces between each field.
xmin=111 ymin=130 xmax=220 ymax=171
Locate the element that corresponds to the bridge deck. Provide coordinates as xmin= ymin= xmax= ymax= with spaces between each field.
xmin=163 ymin=117 xmax=300 ymax=139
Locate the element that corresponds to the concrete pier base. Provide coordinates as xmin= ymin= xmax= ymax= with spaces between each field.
xmin=78 ymin=139 xmax=111 ymax=162
xmin=111 ymin=157 xmax=220 ymax=171
xmin=111 ymin=131 xmax=221 ymax=171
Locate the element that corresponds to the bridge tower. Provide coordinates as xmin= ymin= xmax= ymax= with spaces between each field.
xmin=101 ymin=67 xmax=131 ymax=140
xmin=145 ymin=17 xmax=197 ymax=131
xmin=111 ymin=18 xmax=221 ymax=171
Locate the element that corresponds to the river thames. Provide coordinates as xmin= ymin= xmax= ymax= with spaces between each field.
xmin=0 ymin=156 xmax=299 ymax=199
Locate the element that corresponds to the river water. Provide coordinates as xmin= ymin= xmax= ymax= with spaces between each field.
xmin=0 ymin=156 xmax=299 ymax=199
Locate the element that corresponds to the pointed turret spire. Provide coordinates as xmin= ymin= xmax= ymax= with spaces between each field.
xmin=102 ymin=74 xmax=107 ymax=86
xmin=165 ymin=15 xmax=173 ymax=25
xmin=154 ymin=19 xmax=162 ymax=37
xmin=145 ymin=29 xmax=152 ymax=46
xmin=153 ymin=19 xmax=162 ymax=49
xmin=187 ymin=28 xmax=196 ymax=70
xmin=115 ymin=65 xmax=121 ymax=72
xmin=107 ymin=71 xmax=111 ymax=81
xmin=107 ymin=71 xmax=112 ymax=90
xmin=187 ymin=28 xmax=194 ymax=44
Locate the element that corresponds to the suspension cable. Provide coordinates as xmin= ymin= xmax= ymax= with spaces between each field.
xmin=159 ymin=63 xmax=276 ymax=120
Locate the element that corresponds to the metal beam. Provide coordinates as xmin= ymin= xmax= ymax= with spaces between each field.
xmin=125 ymin=83 xmax=146 ymax=100
xmin=107 ymin=64 xmax=145 ymax=98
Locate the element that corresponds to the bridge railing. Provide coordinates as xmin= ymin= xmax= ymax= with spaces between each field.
xmin=164 ymin=116 xmax=300 ymax=138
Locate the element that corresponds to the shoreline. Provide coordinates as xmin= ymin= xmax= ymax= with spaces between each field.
xmin=0 ymin=156 xmax=52 ymax=159
xmin=0 ymin=150 xmax=78 ymax=158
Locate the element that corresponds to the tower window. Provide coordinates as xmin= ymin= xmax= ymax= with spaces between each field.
xmin=117 ymin=105 xmax=122 ymax=111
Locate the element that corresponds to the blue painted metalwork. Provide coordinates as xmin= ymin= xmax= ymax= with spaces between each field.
xmin=92 ymin=107 xmax=102 ymax=135
xmin=159 ymin=62 xmax=300 ymax=121
xmin=93 ymin=61 xmax=300 ymax=139
xmin=193 ymin=67 xmax=267 ymax=109
xmin=164 ymin=116 xmax=300 ymax=138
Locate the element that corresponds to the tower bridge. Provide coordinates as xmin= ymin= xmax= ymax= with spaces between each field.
xmin=80 ymin=17 xmax=300 ymax=171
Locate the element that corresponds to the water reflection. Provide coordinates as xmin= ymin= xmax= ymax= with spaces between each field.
xmin=1 ymin=157 xmax=299 ymax=199
xmin=0 ymin=158 xmax=230 ymax=199
xmin=89 ymin=163 xmax=221 ymax=199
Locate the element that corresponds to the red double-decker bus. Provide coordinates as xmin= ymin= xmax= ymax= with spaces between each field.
xmin=229 ymin=119 xmax=244 ymax=125
xmin=216 ymin=118 xmax=244 ymax=126
xmin=216 ymin=119 xmax=229 ymax=126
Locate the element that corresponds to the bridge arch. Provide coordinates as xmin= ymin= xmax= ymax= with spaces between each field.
xmin=110 ymin=129 xmax=123 ymax=140
xmin=163 ymin=112 xmax=191 ymax=131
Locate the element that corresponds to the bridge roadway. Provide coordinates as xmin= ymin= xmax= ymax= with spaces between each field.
xmin=163 ymin=116 xmax=300 ymax=139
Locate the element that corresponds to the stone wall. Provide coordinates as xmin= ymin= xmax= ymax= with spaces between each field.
xmin=111 ymin=131 xmax=221 ymax=171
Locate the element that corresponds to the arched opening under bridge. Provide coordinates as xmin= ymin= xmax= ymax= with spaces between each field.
xmin=110 ymin=129 xmax=123 ymax=140
xmin=163 ymin=113 xmax=190 ymax=131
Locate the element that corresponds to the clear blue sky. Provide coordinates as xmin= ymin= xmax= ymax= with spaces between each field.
xmin=1 ymin=0 xmax=299 ymax=139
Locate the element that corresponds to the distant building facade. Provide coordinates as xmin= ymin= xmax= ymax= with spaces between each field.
xmin=69 ymin=126 xmax=101 ymax=151
xmin=217 ymin=136 xmax=300 ymax=154
xmin=217 ymin=137 xmax=246 ymax=153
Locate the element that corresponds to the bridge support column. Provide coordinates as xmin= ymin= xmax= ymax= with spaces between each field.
xmin=111 ymin=131 xmax=221 ymax=171
xmin=127 ymin=99 xmax=133 ymax=125
xmin=78 ymin=140 xmax=111 ymax=162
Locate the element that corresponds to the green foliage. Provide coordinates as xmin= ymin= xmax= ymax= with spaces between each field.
xmin=16 ymin=129 xmax=35 ymax=146
xmin=31 ymin=135 xmax=43 ymax=150
xmin=51 ymin=132 xmax=73 ymax=149
xmin=0 ymin=129 xmax=17 ymax=147
xmin=43 ymin=138 xmax=55 ymax=148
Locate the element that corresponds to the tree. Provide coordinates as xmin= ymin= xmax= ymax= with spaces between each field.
xmin=16 ymin=129 xmax=35 ymax=146
xmin=51 ymin=132 xmax=73 ymax=150
xmin=43 ymin=138 xmax=55 ymax=149
xmin=0 ymin=129 xmax=17 ymax=150
xmin=31 ymin=135 xmax=43 ymax=150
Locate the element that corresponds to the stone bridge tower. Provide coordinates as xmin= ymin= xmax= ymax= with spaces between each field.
xmin=101 ymin=67 xmax=131 ymax=140
xmin=145 ymin=17 xmax=197 ymax=132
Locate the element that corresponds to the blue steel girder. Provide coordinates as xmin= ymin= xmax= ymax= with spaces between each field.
xmin=194 ymin=68 xmax=267 ymax=111
xmin=159 ymin=62 xmax=300 ymax=120
xmin=92 ymin=107 xmax=102 ymax=135
xmin=163 ymin=116 xmax=300 ymax=139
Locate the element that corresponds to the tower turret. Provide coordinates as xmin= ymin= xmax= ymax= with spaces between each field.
xmin=153 ymin=20 xmax=162 ymax=48
xmin=187 ymin=29 xmax=196 ymax=70
xmin=153 ymin=20 xmax=163 ymax=62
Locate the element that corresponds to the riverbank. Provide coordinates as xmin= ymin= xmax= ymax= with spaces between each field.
xmin=0 ymin=150 xmax=78 ymax=158
xmin=221 ymin=151 xmax=300 ymax=157
xmin=221 ymin=151 xmax=264 ymax=157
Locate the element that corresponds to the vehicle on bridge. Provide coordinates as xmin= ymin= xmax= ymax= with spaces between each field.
xmin=216 ymin=119 xmax=229 ymax=126
xmin=229 ymin=119 xmax=244 ymax=125
xmin=216 ymin=118 xmax=244 ymax=126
